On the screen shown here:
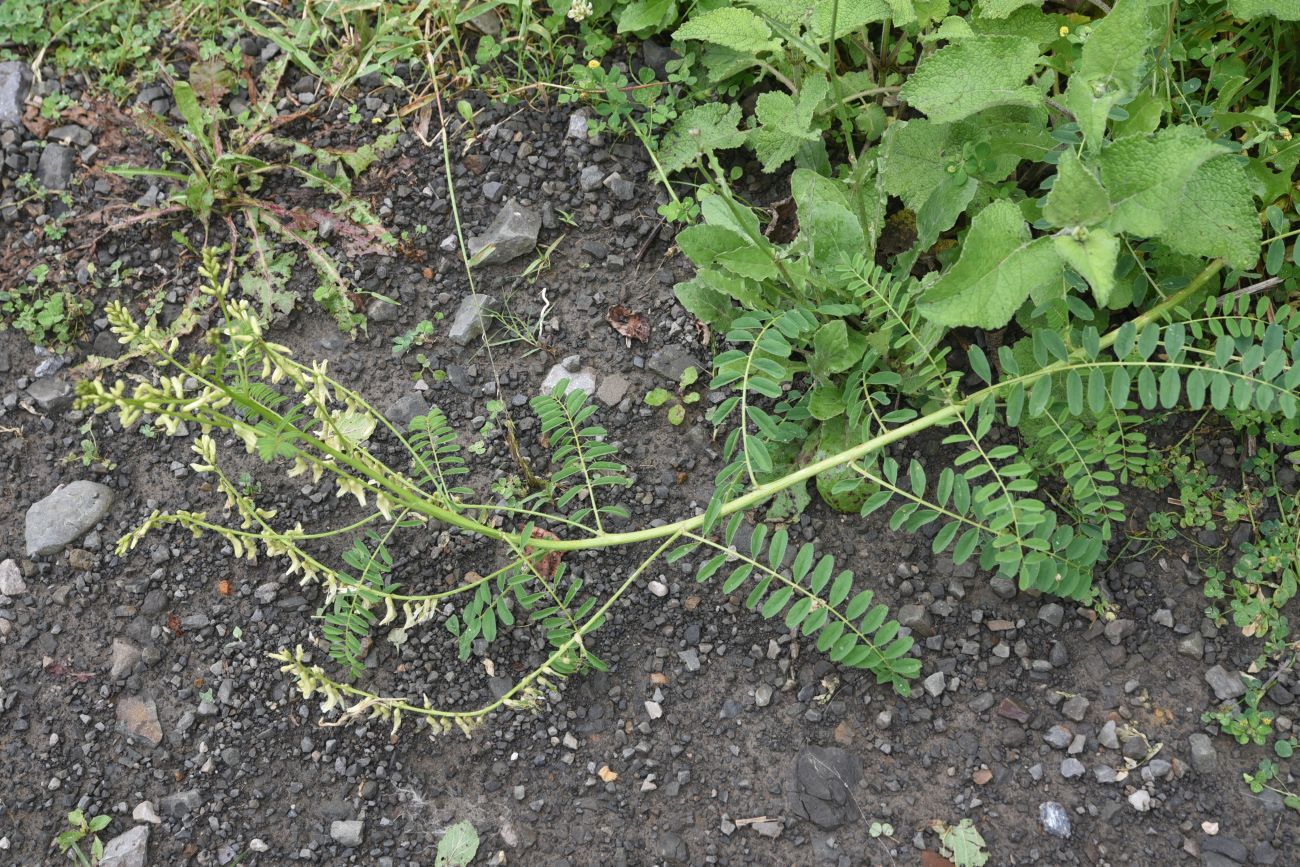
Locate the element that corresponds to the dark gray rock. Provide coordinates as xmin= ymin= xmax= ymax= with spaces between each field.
xmin=790 ymin=746 xmax=862 ymax=829
xmin=385 ymin=393 xmax=429 ymax=429
xmin=578 ymin=165 xmax=604 ymax=192
xmin=467 ymin=199 xmax=539 ymax=265
xmin=38 ymin=143 xmax=75 ymax=190
xmin=449 ymin=293 xmax=495 ymax=346
xmin=160 ymin=790 xmax=201 ymax=817
xmin=1103 ymin=618 xmax=1135 ymax=645
xmin=1061 ymin=695 xmax=1089 ymax=722
xmin=25 ymin=480 xmax=115 ymax=556
xmin=99 ymin=825 xmax=148 ymax=867
xmin=647 ymin=345 xmax=702 ymax=383
xmin=116 ymin=696 xmax=163 ymax=747
xmin=0 ymin=61 xmax=31 ymax=126
xmin=1038 ymin=603 xmax=1064 ymax=627
xmin=897 ymin=603 xmax=934 ymax=637
xmin=26 ymin=375 xmax=73 ymax=411
xmin=49 ymin=124 xmax=92 ymax=147
xmin=1177 ymin=631 xmax=1204 ymax=659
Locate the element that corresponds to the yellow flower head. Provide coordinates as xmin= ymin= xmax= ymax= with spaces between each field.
xmin=1059 ymin=25 xmax=1069 ymax=37
xmin=587 ymin=59 xmax=601 ymax=69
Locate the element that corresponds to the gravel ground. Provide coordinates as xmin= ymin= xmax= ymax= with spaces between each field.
xmin=1 ymin=55 xmax=1297 ymax=866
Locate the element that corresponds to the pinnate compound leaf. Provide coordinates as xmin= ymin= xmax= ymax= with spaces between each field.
xmin=435 ymin=821 xmax=480 ymax=867
xmin=673 ymin=7 xmax=780 ymax=53
xmin=1053 ymin=228 xmax=1119 ymax=306
xmin=749 ymin=75 xmax=830 ymax=172
xmin=1157 ymin=155 xmax=1261 ymax=269
xmin=1099 ymin=126 xmax=1227 ymax=238
xmin=1227 ymin=0 xmax=1300 ymax=18
xmin=899 ymin=36 xmax=1043 ymax=123
xmin=918 ymin=201 xmax=1063 ymax=329
xmin=1042 ymin=150 xmax=1109 ymax=227
xmin=656 ymin=103 xmax=747 ymax=174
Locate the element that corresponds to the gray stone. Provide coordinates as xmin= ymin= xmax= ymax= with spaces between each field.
xmin=1205 ymin=665 xmax=1246 ymax=701
xmin=1177 ymin=632 xmax=1205 ymax=659
xmin=0 ymin=559 xmax=25 ymax=596
xmin=49 ymin=124 xmax=92 ymax=147
xmin=603 ymin=172 xmax=635 ymax=201
xmin=1060 ymin=758 xmax=1085 ymax=779
xmin=132 ymin=801 xmax=161 ymax=825
xmin=110 ymin=639 xmax=142 ymax=679
xmin=1202 ymin=838 xmax=1248 ymax=863
xmin=159 ymin=789 xmax=201 ymax=818
xmin=647 ymin=345 xmax=702 ymax=383
xmin=897 ymin=603 xmax=934 ymax=637
xmin=596 ymin=373 xmax=630 ymax=406
xmin=1127 ymin=789 xmax=1152 ymax=812
xmin=26 ymin=481 xmax=115 ymax=557
xmin=1038 ymin=603 xmax=1064 ymax=627
xmin=541 ymin=355 xmax=596 ymax=395
xmin=1099 ymin=720 xmax=1119 ymax=750
xmin=922 ymin=671 xmax=946 ymax=698
xmin=38 ymin=143 xmax=75 ymax=190
xmin=99 ymin=825 xmax=148 ymax=867
xmin=26 ymin=376 xmax=73 ymax=411
xmin=1061 ymin=695 xmax=1089 ymax=722
xmin=1044 ymin=725 xmax=1072 ymax=750
xmin=385 ymin=393 xmax=429 ymax=429
xmin=1151 ymin=608 xmax=1174 ymax=628
xmin=0 ymin=61 xmax=31 ymax=126
xmin=578 ymin=165 xmax=604 ymax=192
xmin=481 ymin=180 xmax=504 ymax=202
xmin=1038 ymin=801 xmax=1071 ymax=838
xmin=366 ymin=297 xmax=398 ymax=323
xmin=789 ymin=746 xmax=862 ymax=829
xmin=1188 ymin=733 xmax=1218 ymax=773
xmin=755 ymin=684 xmax=774 ymax=707
xmin=116 ymin=696 xmax=163 ymax=747
xmin=467 ymin=199 xmax=540 ymax=265
xmin=656 ymin=831 xmax=688 ymax=863
xmin=448 ymin=293 xmax=496 ymax=346
xmin=330 ymin=820 xmax=364 ymax=847
xmin=1103 ymin=618 xmax=1135 ymax=645
xmin=989 ymin=576 xmax=1016 ymax=599
xmin=567 ymin=110 xmax=592 ymax=141
xmin=1093 ymin=764 xmax=1118 ymax=783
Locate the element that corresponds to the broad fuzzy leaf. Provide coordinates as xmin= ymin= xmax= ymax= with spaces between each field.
xmin=656 ymin=103 xmax=747 ymax=174
xmin=1099 ymin=125 xmax=1227 ymax=238
xmin=899 ymin=36 xmax=1043 ymax=123
xmin=749 ymin=75 xmax=829 ymax=172
xmin=791 ymin=169 xmax=864 ymax=262
xmin=1157 ymin=155 xmax=1261 ymax=269
xmin=1054 ymin=229 xmax=1120 ymax=305
xmin=976 ymin=0 xmax=1041 ymax=17
xmin=1228 ymin=0 xmax=1300 ymax=18
xmin=1042 ymin=150 xmax=1110 ymax=227
xmin=919 ymin=200 xmax=1063 ymax=328
xmin=673 ymin=7 xmax=780 ymax=53
xmin=1077 ymin=0 xmax=1165 ymax=94
xmin=811 ymin=0 xmax=892 ymax=38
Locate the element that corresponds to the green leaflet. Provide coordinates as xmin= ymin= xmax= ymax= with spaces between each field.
xmin=1099 ymin=125 xmax=1227 ymax=238
xmin=749 ymin=74 xmax=830 ymax=171
xmin=1227 ymin=0 xmax=1300 ymax=18
xmin=616 ymin=0 xmax=676 ymax=33
xmin=1054 ymin=229 xmax=1120 ymax=306
xmin=918 ymin=200 xmax=1063 ymax=328
xmin=1042 ymin=150 xmax=1110 ymax=228
xmin=656 ymin=103 xmax=747 ymax=174
xmin=1157 ymin=154 xmax=1262 ymax=270
xmin=673 ymin=7 xmax=780 ymax=53
xmin=898 ymin=35 xmax=1043 ymax=123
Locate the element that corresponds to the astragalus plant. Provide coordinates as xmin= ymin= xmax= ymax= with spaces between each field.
xmin=78 ymin=250 xmax=1300 ymax=736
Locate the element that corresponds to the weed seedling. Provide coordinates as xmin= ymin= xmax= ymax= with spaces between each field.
xmin=54 ymin=810 xmax=110 ymax=866
xmin=645 ymin=365 xmax=701 ymax=425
